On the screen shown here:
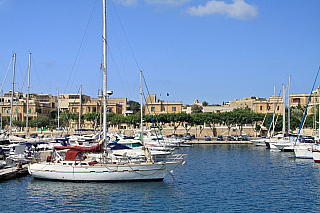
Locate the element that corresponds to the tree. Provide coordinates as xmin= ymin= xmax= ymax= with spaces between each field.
xmin=12 ymin=120 xmax=26 ymax=131
xmin=192 ymin=113 xmax=206 ymax=136
xmin=124 ymin=114 xmax=140 ymax=129
xmin=204 ymin=112 xmax=219 ymax=137
xmin=51 ymin=108 xmax=58 ymax=119
xmin=83 ymin=112 xmax=100 ymax=130
xmin=127 ymin=100 xmax=140 ymax=114
xmin=202 ymin=101 xmax=209 ymax=106
xmin=1 ymin=116 xmax=9 ymax=129
xmin=191 ymin=104 xmax=203 ymax=113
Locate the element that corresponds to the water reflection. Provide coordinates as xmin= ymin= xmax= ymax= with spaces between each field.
xmin=1 ymin=144 xmax=320 ymax=212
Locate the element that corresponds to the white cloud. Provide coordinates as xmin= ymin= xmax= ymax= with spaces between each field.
xmin=117 ymin=0 xmax=138 ymax=6
xmin=144 ymin=0 xmax=190 ymax=5
xmin=116 ymin=0 xmax=190 ymax=6
xmin=187 ymin=0 xmax=258 ymax=20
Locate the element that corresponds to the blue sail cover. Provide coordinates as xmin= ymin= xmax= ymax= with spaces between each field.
xmin=108 ymin=143 xmax=131 ymax=150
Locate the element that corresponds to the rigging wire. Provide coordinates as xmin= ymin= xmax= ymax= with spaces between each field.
xmin=107 ymin=45 xmax=129 ymax=97
xmin=0 ymin=56 xmax=13 ymax=93
xmin=20 ymin=63 xmax=29 ymax=93
xmin=109 ymin=3 xmax=131 ymax=99
xmin=110 ymin=0 xmax=141 ymax=72
xmin=143 ymin=74 xmax=164 ymax=141
xmin=64 ymin=0 xmax=98 ymax=94
xmin=295 ymin=66 xmax=320 ymax=145
xmin=31 ymin=56 xmax=43 ymax=93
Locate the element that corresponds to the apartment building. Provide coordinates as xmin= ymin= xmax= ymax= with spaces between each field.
xmin=144 ymin=94 xmax=183 ymax=114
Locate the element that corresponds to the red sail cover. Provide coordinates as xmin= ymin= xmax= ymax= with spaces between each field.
xmin=54 ymin=144 xmax=103 ymax=153
xmin=64 ymin=150 xmax=82 ymax=161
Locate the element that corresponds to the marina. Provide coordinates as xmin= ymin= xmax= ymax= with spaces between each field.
xmin=1 ymin=1 xmax=320 ymax=212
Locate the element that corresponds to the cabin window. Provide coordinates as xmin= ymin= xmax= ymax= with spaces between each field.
xmin=81 ymin=163 xmax=87 ymax=166
xmin=68 ymin=163 xmax=73 ymax=165
xmin=63 ymin=163 xmax=67 ymax=165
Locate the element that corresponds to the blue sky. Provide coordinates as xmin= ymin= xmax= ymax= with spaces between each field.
xmin=0 ymin=0 xmax=319 ymax=105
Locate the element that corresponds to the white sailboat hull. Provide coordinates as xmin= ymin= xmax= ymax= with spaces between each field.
xmin=294 ymin=148 xmax=313 ymax=159
xmin=313 ymin=151 xmax=320 ymax=163
xmin=28 ymin=160 xmax=183 ymax=181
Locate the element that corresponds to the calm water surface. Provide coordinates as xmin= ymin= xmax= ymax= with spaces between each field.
xmin=1 ymin=144 xmax=320 ymax=212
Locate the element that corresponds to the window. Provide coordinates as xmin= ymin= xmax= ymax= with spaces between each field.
xmin=29 ymin=109 xmax=31 ymax=113
xmin=260 ymin=106 xmax=263 ymax=111
xmin=15 ymin=108 xmax=18 ymax=113
xmin=277 ymin=106 xmax=279 ymax=111
xmin=267 ymin=106 xmax=270 ymax=110
xmin=151 ymin=107 xmax=155 ymax=112
xmin=172 ymin=107 xmax=176 ymax=112
xmin=74 ymin=108 xmax=77 ymax=113
xmin=162 ymin=106 xmax=165 ymax=112
xmin=108 ymin=108 xmax=112 ymax=113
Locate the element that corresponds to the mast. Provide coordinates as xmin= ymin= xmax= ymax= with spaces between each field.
xmin=79 ymin=85 xmax=82 ymax=132
xmin=318 ymin=86 xmax=320 ymax=141
xmin=288 ymin=75 xmax=291 ymax=137
xmin=314 ymin=88 xmax=317 ymax=135
xmin=9 ymin=53 xmax=16 ymax=136
xmin=282 ymin=84 xmax=286 ymax=138
xmin=99 ymin=89 xmax=102 ymax=133
xmin=26 ymin=53 xmax=31 ymax=137
xmin=103 ymin=0 xmax=107 ymax=142
xmin=0 ymin=90 xmax=3 ymax=130
xmin=271 ymin=85 xmax=275 ymax=137
xmin=140 ymin=71 xmax=143 ymax=144
xmin=57 ymin=88 xmax=60 ymax=134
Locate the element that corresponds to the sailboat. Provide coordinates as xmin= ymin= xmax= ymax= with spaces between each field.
xmin=28 ymin=0 xmax=186 ymax=181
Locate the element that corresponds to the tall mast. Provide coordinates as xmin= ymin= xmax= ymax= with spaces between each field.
xmin=57 ymin=88 xmax=60 ymax=133
xmin=9 ymin=53 xmax=16 ymax=136
xmin=140 ymin=71 xmax=143 ymax=144
xmin=26 ymin=53 xmax=31 ymax=137
xmin=318 ymin=86 xmax=320 ymax=140
xmin=79 ymin=85 xmax=82 ymax=132
xmin=271 ymin=85 xmax=275 ymax=137
xmin=0 ymin=90 xmax=3 ymax=130
xmin=288 ymin=75 xmax=291 ymax=137
xmin=98 ymin=89 xmax=102 ymax=133
xmin=103 ymin=0 xmax=107 ymax=142
xmin=282 ymin=84 xmax=286 ymax=138
xmin=314 ymin=88 xmax=317 ymax=135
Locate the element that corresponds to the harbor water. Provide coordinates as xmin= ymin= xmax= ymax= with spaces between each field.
xmin=1 ymin=144 xmax=320 ymax=212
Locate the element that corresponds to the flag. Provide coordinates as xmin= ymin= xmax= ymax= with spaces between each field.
xmin=167 ymin=93 xmax=169 ymax=96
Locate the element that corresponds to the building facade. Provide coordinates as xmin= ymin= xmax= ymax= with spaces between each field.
xmin=144 ymin=94 xmax=183 ymax=115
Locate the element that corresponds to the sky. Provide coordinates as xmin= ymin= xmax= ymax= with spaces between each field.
xmin=0 ymin=0 xmax=320 ymax=105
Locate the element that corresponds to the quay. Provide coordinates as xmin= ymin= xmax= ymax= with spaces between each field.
xmin=184 ymin=138 xmax=255 ymax=144
xmin=0 ymin=164 xmax=29 ymax=181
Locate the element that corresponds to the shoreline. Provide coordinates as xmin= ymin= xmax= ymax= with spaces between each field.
xmin=184 ymin=138 xmax=255 ymax=144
